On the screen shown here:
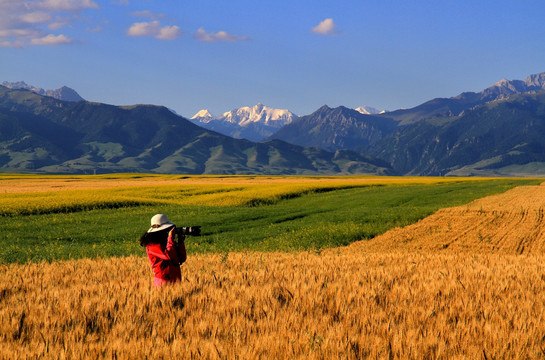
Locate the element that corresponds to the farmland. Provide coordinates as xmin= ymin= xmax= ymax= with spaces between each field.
xmin=4 ymin=249 xmax=545 ymax=359
xmin=0 ymin=174 xmax=538 ymax=263
xmin=359 ymin=183 xmax=545 ymax=254
xmin=2 ymin=174 xmax=545 ymax=359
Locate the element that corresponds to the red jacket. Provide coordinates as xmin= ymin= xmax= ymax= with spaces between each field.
xmin=146 ymin=235 xmax=187 ymax=286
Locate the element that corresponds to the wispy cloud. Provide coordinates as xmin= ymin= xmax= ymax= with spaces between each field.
xmin=312 ymin=18 xmax=340 ymax=35
xmin=0 ymin=0 xmax=98 ymax=47
xmin=127 ymin=21 xmax=182 ymax=40
xmin=20 ymin=12 xmax=52 ymax=24
xmin=48 ymin=18 xmax=71 ymax=30
xmin=30 ymin=33 xmax=73 ymax=45
xmin=36 ymin=0 xmax=99 ymax=12
xmin=193 ymin=28 xmax=250 ymax=43
xmin=130 ymin=10 xmax=165 ymax=20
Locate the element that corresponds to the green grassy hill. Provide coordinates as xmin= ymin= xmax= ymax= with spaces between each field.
xmin=368 ymin=91 xmax=545 ymax=176
xmin=0 ymin=86 xmax=394 ymax=175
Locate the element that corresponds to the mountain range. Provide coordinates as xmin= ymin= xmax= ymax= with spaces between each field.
xmin=270 ymin=72 xmax=545 ymax=176
xmin=367 ymin=90 xmax=545 ymax=176
xmin=189 ymin=103 xmax=386 ymax=142
xmin=270 ymin=105 xmax=396 ymax=152
xmin=3 ymin=71 xmax=545 ymax=176
xmin=189 ymin=103 xmax=297 ymax=142
xmin=378 ymin=73 xmax=545 ymax=125
xmin=0 ymin=86 xmax=394 ymax=175
xmin=2 ymin=81 xmax=85 ymax=102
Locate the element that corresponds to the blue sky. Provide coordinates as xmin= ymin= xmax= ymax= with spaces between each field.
xmin=2 ymin=0 xmax=545 ymax=118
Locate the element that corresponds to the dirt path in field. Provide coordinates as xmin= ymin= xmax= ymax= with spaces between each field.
xmin=351 ymin=183 xmax=545 ymax=254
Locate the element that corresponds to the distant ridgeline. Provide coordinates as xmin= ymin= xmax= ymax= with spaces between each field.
xmin=0 ymin=85 xmax=393 ymax=175
xmin=1 ymin=81 xmax=85 ymax=102
xmin=270 ymin=72 xmax=545 ymax=176
xmin=2 ymin=72 xmax=545 ymax=176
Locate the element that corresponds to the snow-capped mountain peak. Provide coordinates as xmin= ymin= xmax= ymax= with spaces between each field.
xmin=189 ymin=103 xmax=297 ymax=142
xmin=191 ymin=109 xmax=214 ymax=122
xmin=354 ymin=105 xmax=384 ymax=115
xmin=220 ymin=103 xmax=296 ymax=127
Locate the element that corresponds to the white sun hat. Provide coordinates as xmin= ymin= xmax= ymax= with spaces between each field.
xmin=147 ymin=214 xmax=175 ymax=233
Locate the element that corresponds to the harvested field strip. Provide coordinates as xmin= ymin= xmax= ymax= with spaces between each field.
xmin=2 ymin=251 xmax=545 ymax=359
xmin=356 ymin=183 xmax=545 ymax=254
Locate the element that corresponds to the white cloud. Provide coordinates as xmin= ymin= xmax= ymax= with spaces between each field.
xmin=48 ymin=19 xmax=71 ymax=30
xmin=0 ymin=0 xmax=98 ymax=47
xmin=0 ymin=27 xmax=44 ymax=47
xmin=0 ymin=40 xmax=24 ymax=48
xmin=36 ymin=0 xmax=99 ymax=12
xmin=127 ymin=21 xmax=182 ymax=40
xmin=157 ymin=25 xmax=181 ymax=40
xmin=193 ymin=28 xmax=250 ymax=43
xmin=312 ymin=18 xmax=339 ymax=35
xmin=127 ymin=21 xmax=159 ymax=37
xmin=20 ymin=12 xmax=52 ymax=24
xmin=30 ymin=33 xmax=73 ymax=45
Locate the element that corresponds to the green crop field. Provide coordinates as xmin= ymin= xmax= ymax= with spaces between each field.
xmin=0 ymin=175 xmax=540 ymax=263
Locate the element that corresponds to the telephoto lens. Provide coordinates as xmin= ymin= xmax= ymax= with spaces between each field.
xmin=179 ymin=226 xmax=201 ymax=236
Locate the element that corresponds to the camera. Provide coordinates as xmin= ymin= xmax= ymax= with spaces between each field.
xmin=178 ymin=226 xmax=201 ymax=236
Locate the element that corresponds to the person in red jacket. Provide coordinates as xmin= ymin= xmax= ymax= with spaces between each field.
xmin=140 ymin=214 xmax=187 ymax=287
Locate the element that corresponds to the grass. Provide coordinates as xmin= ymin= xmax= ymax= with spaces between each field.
xmin=0 ymin=176 xmax=539 ymax=263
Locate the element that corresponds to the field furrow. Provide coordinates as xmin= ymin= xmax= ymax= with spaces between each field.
xmin=356 ymin=183 xmax=545 ymax=254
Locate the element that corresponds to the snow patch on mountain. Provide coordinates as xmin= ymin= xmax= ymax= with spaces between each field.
xmin=354 ymin=105 xmax=385 ymax=115
xmin=190 ymin=103 xmax=297 ymax=141
xmin=191 ymin=109 xmax=214 ymax=122
xmin=201 ymin=103 xmax=295 ymax=127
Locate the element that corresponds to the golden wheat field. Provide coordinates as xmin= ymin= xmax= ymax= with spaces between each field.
xmin=3 ymin=177 xmax=545 ymax=359
xmin=0 ymin=173 xmax=480 ymax=216
xmin=3 ymin=250 xmax=545 ymax=359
